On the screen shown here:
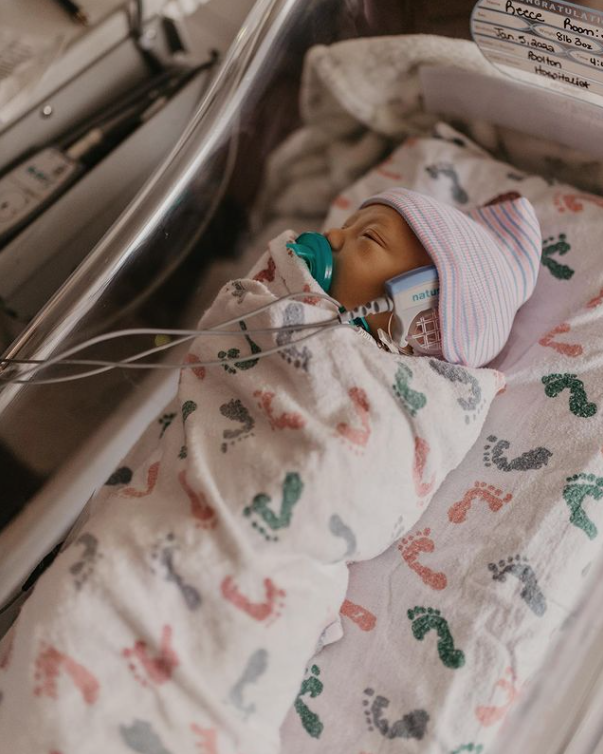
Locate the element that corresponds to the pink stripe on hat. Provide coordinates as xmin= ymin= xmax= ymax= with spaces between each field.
xmin=361 ymin=188 xmax=542 ymax=368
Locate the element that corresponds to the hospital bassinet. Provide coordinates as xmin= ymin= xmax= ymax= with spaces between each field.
xmin=1 ymin=1 xmax=603 ymax=752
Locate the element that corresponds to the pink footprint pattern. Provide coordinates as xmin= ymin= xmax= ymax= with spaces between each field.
xmin=336 ymin=387 xmax=371 ymax=449
xmin=376 ymin=156 xmax=403 ymax=181
xmin=191 ymin=723 xmax=218 ymax=754
xmin=475 ymin=667 xmax=519 ymax=726
xmin=449 ymin=482 xmax=513 ymax=524
xmin=178 ymin=470 xmax=218 ymax=529
xmin=413 ymin=437 xmax=436 ymax=498
xmin=122 ymin=625 xmax=179 ymax=688
xmin=539 ymin=323 xmax=583 ymax=358
xmin=333 ymin=195 xmax=351 ymax=210
xmin=254 ymin=390 xmax=305 ymax=431
xmin=253 ymin=256 xmax=276 ymax=283
xmin=554 ymin=191 xmax=603 ymax=213
xmin=340 ymin=599 xmax=377 ymax=631
xmin=221 ymin=575 xmax=285 ymax=624
xmin=33 ymin=643 xmax=99 ymax=704
xmin=121 ymin=461 xmax=160 ymax=498
xmin=398 ymin=528 xmax=447 ymax=590
xmin=184 ymin=353 xmax=206 ymax=380
xmin=587 ymin=288 xmax=603 ymax=309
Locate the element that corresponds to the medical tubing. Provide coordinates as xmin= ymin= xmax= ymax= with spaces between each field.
xmin=337 ymin=295 xmax=392 ymax=324
xmin=0 ymin=290 xmax=340 ymax=382
xmin=0 ymin=322 xmax=347 ymax=385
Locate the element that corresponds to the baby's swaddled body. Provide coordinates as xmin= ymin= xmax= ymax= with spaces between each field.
xmin=0 ymin=230 xmax=503 ymax=754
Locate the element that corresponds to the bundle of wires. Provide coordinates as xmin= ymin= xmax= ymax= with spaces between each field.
xmin=0 ymin=291 xmax=347 ymax=387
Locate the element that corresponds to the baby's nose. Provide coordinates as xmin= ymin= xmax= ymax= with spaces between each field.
xmin=325 ymin=228 xmax=344 ymax=252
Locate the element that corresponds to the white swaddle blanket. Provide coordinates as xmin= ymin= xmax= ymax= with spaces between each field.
xmin=0 ymin=233 xmax=502 ymax=754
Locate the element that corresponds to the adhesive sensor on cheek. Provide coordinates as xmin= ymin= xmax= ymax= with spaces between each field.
xmin=338 ymin=265 xmax=442 ymax=357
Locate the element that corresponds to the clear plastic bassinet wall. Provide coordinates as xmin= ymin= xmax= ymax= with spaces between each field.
xmin=2 ymin=0 xmax=603 ymax=752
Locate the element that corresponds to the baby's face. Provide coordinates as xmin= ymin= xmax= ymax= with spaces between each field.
xmin=325 ymin=204 xmax=432 ymax=334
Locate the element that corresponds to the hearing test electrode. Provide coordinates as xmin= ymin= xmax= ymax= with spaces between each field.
xmin=287 ymin=232 xmax=442 ymax=356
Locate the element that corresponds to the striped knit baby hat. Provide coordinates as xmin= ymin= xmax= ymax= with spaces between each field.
xmin=361 ymin=188 xmax=542 ymax=368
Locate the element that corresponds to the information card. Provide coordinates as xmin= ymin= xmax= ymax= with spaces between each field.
xmin=471 ymin=0 xmax=603 ymax=103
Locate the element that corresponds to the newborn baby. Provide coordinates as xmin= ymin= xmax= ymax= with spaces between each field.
xmin=0 ymin=189 xmax=541 ymax=754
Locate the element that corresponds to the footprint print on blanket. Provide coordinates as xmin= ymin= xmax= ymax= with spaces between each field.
xmin=253 ymin=389 xmax=305 ymax=431
xmin=228 ymin=648 xmax=268 ymax=719
xmin=587 ymin=288 xmax=603 ymax=308
xmin=329 ymin=513 xmax=357 ymax=559
xmin=425 ymin=162 xmax=469 ymax=204
xmin=220 ymin=398 xmax=255 ymax=453
xmin=428 ymin=360 xmax=485 ymax=423
xmin=362 ymin=688 xmax=429 ymax=740
xmin=177 ymin=400 xmax=198 ymax=460
xmin=230 ymin=279 xmax=248 ymax=304
xmin=122 ymin=625 xmax=179 ymax=688
xmin=392 ymin=363 xmax=426 ymax=417
xmin=488 ymin=556 xmax=547 ymax=616
xmin=554 ymin=191 xmax=603 ymax=214
xmin=275 ymin=303 xmax=313 ymax=371
xmin=413 ymin=436 xmax=436 ymax=499
xmin=158 ymin=412 xmax=176 ymax=438
xmin=563 ymin=473 xmax=603 ymax=539
xmin=69 ymin=532 xmax=101 ymax=590
xmin=407 ymin=607 xmax=465 ymax=669
xmin=542 ymin=373 xmax=597 ymax=418
xmin=340 ymin=599 xmax=377 ymax=631
xmin=398 ymin=528 xmax=447 ymax=590
xmin=448 ymin=482 xmax=513 ymax=524
xmin=221 ymin=575 xmax=285 ymax=624
xmin=190 ymin=724 xmax=218 ymax=754
xmin=33 ymin=643 xmax=100 ymax=704
xmin=336 ymin=387 xmax=371 ymax=451
xmin=151 ymin=533 xmax=202 ymax=610
xmin=475 ymin=667 xmax=519 ymax=727
xmin=450 ymin=745 xmax=484 ymax=754
xmin=253 ymin=255 xmax=276 ymax=282
xmin=178 ymin=470 xmax=218 ymax=529
xmin=539 ymin=323 xmax=583 ymax=358
xmin=483 ymin=435 xmax=552 ymax=471
xmin=243 ymin=472 xmax=303 ymax=542
xmin=295 ymin=664 xmax=324 ymax=739
xmin=541 ymin=233 xmax=574 ymax=280
xmin=120 ymin=719 xmax=173 ymax=754
xmin=218 ymin=321 xmax=262 ymax=374
xmin=121 ymin=461 xmax=160 ymax=498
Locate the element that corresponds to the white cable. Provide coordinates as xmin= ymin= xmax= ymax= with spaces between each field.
xmin=0 ymin=322 xmax=346 ymax=385
xmin=0 ymin=290 xmax=340 ymax=383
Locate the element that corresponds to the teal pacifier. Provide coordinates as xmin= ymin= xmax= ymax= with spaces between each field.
xmin=286 ymin=232 xmax=334 ymax=293
xmin=286 ymin=232 xmax=369 ymax=332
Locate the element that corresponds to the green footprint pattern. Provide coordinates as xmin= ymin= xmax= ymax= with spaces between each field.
xmin=392 ymin=363 xmax=427 ymax=417
xmin=451 ymin=746 xmax=484 ymax=754
xmin=294 ymin=664 xmax=324 ymax=739
xmin=563 ymin=473 xmax=603 ymax=539
xmin=243 ymin=472 xmax=303 ymax=542
xmin=542 ymin=373 xmax=597 ymax=418
xmin=218 ymin=321 xmax=262 ymax=374
xmin=541 ymin=233 xmax=574 ymax=280
xmin=407 ymin=606 xmax=465 ymax=669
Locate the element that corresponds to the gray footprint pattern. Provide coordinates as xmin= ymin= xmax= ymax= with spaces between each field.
xmin=483 ymin=435 xmax=552 ymax=471
xmin=488 ymin=555 xmax=547 ymax=616
xmin=363 ymin=688 xmax=429 ymax=740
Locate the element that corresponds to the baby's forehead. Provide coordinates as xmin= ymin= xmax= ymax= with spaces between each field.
xmin=345 ymin=204 xmax=400 ymax=225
